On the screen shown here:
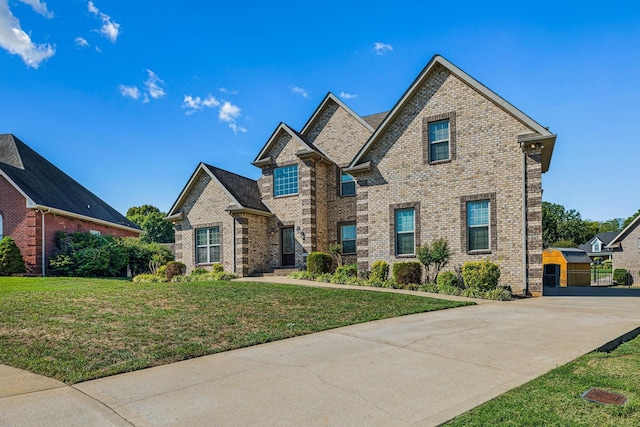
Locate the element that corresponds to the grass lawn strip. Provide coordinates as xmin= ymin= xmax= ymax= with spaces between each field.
xmin=445 ymin=334 xmax=640 ymax=426
xmin=0 ymin=277 xmax=471 ymax=384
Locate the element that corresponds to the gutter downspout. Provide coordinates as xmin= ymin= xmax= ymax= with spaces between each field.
xmin=232 ymin=217 xmax=237 ymax=275
xmin=522 ymin=151 xmax=529 ymax=296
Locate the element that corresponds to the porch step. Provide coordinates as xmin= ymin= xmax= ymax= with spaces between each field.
xmin=271 ymin=267 xmax=299 ymax=276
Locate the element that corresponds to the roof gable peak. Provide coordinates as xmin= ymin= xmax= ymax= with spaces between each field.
xmin=0 ymin=134 xmax=25 ymax=169
xmin=300 ymin=92 xmax=374 ymax=137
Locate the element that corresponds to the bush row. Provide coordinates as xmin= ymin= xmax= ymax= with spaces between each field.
xmin=133 ymin=262 xmax=238 ymax=283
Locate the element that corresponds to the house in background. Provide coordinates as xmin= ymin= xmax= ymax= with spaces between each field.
xmin=579 ymin=231 xmax=617 ymax=264
xmin=607 ymin=215 xmax=640 ymax=272
xmin=0 ymin=134 xmax=142 ymax=275
xmin=167 ymin=55 xmax=557 ymax=296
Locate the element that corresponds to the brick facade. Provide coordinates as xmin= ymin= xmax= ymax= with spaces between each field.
xmin=611 ymin=223 xmax=640 ymax=272
xmin=0 ymin=175 xmax=139 ymax=275
xmin=169 ymin=56 xmax=554 ymax=293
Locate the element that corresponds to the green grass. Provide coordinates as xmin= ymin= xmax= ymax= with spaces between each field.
xmin=0 ymin=277 xmax=471 ymax=384
xmin=445 ymin=335 xmax=640 ymax=426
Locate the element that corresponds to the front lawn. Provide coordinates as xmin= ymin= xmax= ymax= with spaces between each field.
xmin=0 ymin=277 xmax=471 ymax=384
xmin=445 ymin=334 xmax=640 ymax=426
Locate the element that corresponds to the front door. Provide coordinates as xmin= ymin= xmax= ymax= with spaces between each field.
xmin=281 ymin=227 xmax=295 ymax=267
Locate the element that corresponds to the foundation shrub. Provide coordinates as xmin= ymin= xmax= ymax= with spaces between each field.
xmin=0 ymin=237 xmax=26 ymax=276
xmin=613 ymin=268 xmax=631 ymax=285
xmin=484 ymin=287 xmax=513 ymax=301
xmin=165 ymin=261 xmax=186 ymax=281
xmin=370 ymin=260 xmax=390 ymax=282
xmin=462 ymin=260 xmax=501 ymax=291
xmin=307 ymin=252 xmax=332 ymax=274
xmin=392 ymin=262 xmax=422 ymax=286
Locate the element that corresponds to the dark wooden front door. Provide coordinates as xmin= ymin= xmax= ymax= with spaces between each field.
xmin=281 ymin=227 xmax=295 ymax=267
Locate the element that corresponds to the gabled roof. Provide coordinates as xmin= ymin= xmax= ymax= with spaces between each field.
xmin=167 ymin=162 xmax=270 ymax=218
xmin=0 ymin=134 xmax=140 ymax=232
xmin=361 ymin=112 xmax=388 ymax=130
xmin=579 ymin=231 xmax=618 ymax=254
xmin=549 ymin=247 xmax=593 ymax=264
xmin=252 ymin=122 xmax=327 ymax=165
xmin=349 ymin=54 xmax=556 ymax=172
xmin=608 ymin=215 xmax=640 ymax=248
xmin=300 ymin=93 xmax=374 ymax=136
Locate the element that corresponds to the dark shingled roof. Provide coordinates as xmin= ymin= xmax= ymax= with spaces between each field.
xmin=361 ymin=112 xmax=388 ymax=129
xmin=0 ymin=134 xmax=140 ymax=230
xmin=578 ymin=231 xmax=618 ymax=254
xmin=202 ymin=163 xmax=269 ymax=213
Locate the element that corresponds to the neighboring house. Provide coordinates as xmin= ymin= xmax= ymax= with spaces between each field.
xmin=578 ymin=231 xmax=617 ymax=264
xmin=0 ymin=134 xmax=142 ymax=275
xmin=607 ymin=215 xmax=640 ymax=272
xmin=167 ymin=55 xmax=557 ymax=295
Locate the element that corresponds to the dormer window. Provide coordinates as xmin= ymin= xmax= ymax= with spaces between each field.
xmin=592 ymin=239 xmax=601 ymax=253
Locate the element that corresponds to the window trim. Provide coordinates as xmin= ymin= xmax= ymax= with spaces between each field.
xmin=273 ymin=164 xmax=299 ymax=198
xmin=338 ymin=221 xmax=357 ymax=255
xmin=340 ymin=170 xmax=356 ymax=197
xmin=195 ymin=224 xmax=222 ymax=265
xmin=423 ymin=112 xmax=456 ymax=165
xmin=592 ymin=239 xmax=601 ymax=253
xmin=389 ymin=202 xmax=421 ymax=257
xmin=460 ymin=193 xmax=496 ymax=254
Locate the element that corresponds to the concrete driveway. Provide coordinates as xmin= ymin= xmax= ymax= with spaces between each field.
xmin=2 ymin=296 xmax=640 ymax=427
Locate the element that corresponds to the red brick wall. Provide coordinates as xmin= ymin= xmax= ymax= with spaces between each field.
xmin=0 ymin=175 xmax=140 ymax=275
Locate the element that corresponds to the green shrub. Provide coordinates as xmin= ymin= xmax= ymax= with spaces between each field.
xmin=437 ymin=283 xmax=461 ymax=296
xmin=436 ymin=271 xmax=459 ymax=288
xmin=307 ymin=252 xmax=332 ymax=274
xmin=392 ymin=262 xmax=422 ymax=285
xmin=157 ymin=265 xmax=167 ymax=278
xmin=211 ymin=264 xmax=224 ymax=273
xmin=331 ymin=263 xmax=358 ymax=283
xmin=316 ymin=273 xmax=332 ymax=282
xmin=419 ymin=282 xmax=439 ymax=293
xmin=0 ymin=237 xmax=26 ymax=276
xmin=417 ymin=238 xmax=451 ymax=283
xmin=132 ymin=274 xmax=166 ymax=283
xmin=462 ymin=259 xmax=501 ymax=291
xmin=461 ymin=287 xmax=484 ymax=298
xmin=370 ymin=260 xmax=389 ymax=281
xmin=484 ymin=287 xmax=513 ymax=301
xmin=190 ymin=267 xmax=209 ymax=276
xmin=602 ymin=259 xmax=612 ymax=269
xmin=613 ymin=268 xmax=631 ymax=285
xmin=166 ymin=261 xmax=186 ymax=281
xmin=288 ymin=270 xmax=316 ymax=280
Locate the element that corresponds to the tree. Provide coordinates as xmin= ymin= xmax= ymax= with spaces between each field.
xmin=417 ymin=238 xmax=451 ymax=283
xmin=542 ymin=202 xmax=590 ymax=247
xmin=126 ymin=205 xmax=175 ymax=243
xmin=622 ymin=209 xmax=640 ymax=229
xmin=0 ymin=237 xmax=26 ymax=276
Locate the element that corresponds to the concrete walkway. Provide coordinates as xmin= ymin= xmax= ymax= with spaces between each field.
xmin=2 ymin=295 xmax=640 ymax=426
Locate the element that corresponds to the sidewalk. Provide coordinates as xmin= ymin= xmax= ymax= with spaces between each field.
xmin=2 ymin=296 xmax=640 ymax=426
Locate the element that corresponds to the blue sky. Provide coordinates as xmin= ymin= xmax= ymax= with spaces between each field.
xmin=1 ymin=1 xmax=639 ymax=222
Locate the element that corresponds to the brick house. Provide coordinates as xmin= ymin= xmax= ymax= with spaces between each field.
xmin=167 ymin=55 xmax=556 ymax=295
xmin=607 ymin=216 xmax=640 ymax=272
xmin=0 ymin=134 xmax=142 ymax=275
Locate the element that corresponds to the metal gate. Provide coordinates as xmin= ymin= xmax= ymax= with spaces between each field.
xmin=543 ymin=267 xmax=640 ymax=296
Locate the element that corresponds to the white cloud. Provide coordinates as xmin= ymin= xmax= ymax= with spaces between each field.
xmin=340 ymin=91 xmax=357 ymax=99
xmin=118 ymin=84 xmax=140 ymax=99
xmin=144 ymin=69 xmax=165 ymax=99
xmin=75 ymin=37 xmax=89 ymax=48
xmin=219 ymin=87 xmax=237 ymax=95
xmin=182 ymin=94 xmax=219 ymax=114
xmin=88 ymin=1 xmax=120 ymax=43
xmin=18 ymin=0 xmax=52 ymax=18
xmin=0 ymin=0 xmax=55 ymax=68
xmin=219 ymin=101 xmax=240 ymax=123
xmin=373 ymin=42 xmax=393 ymax=55
xmin=229 ymin=123 xmax=248 ymax=134
xmin=291 ymin=86 xmax=308 ymax=98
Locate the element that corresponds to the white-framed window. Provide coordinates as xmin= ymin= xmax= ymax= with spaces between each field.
xmin=340 ymin=171 xmax=356 ymax=196
xmin=340 ymin=224 xmax=356 ymax=254
xmin=592 ymin=239 xmax=601 ymax=253
xmin=274 ymin=165 xmax=298 ymax=197
xmin=395 ymin=208 xmax=415 ymax=255
xmin=467 ymin=200 xmax=490 ymax=251
xmin=429 ymin=120 xmax=450 ymax=162
xmin=196 ymin=227 xmax=220 ymax=264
